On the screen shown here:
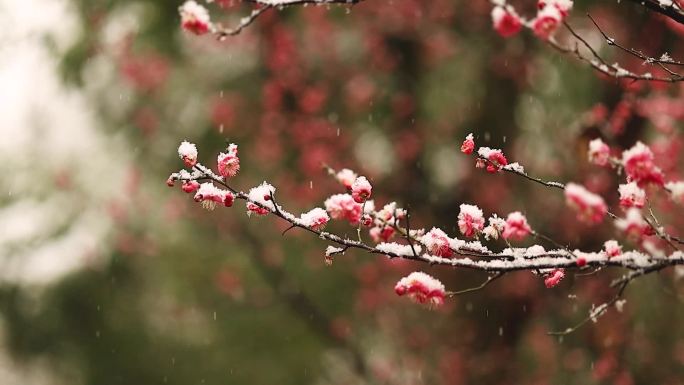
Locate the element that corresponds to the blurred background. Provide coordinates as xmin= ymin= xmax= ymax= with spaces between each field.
xmin=1 ymin=0 xmax=683 ymax=383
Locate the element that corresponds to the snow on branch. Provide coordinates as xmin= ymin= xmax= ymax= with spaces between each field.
xmin=167 ymin=135 xmax=684 ymax=333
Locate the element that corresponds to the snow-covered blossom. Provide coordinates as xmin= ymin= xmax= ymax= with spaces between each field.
xmin=324 ymin=194 xmax=362 ymax=224
xmin=461 ymin=133 xmax=475 ymax=154
xmin=588 ymin=138 xmax=610 ymax=166
xmin=336 ymin=168 xmax=357 ymax=190
xmin=491 ymin=6 xmax=522 ymax=38
xmin=179 ymin=1 xmax=212 ymax=35
xmin=247 ymin=182 xmax=276 ymax=215
xmin=178 ymin=141 xmax=198 ymax=167
xmin=482 ymin=215 xmax=506 ymax=240
xmin=458 ymin=204 xmax=485 ymax=237
xmin=564 ymin=183 xmax=607 ymax=224
xmin=544 ymin=268 xmax=565 ymax=288
xmin=665 ymin=181 xmax=684 ymax=205
xmin=194 ymin=182 xmax=234 ymax=210
xmin=181 ymin=180 xmax=200 ymax=193
xmin=621 ymin=142 xmax=665 ymax=186
xmin=538 ymin=0 xmax=574 ymax=16
xmin=532 ymin=4 xmax=563 ymax=40
xmin=422 ymin=228 xmax=453 ymax=258
xmin=299 ymin=208 xmax=330 ymax=230
xmin=217 ymin=143 xmax=240 ymax=178
xmin=618 ymin=182 xmax=646 ymax=209
xmin=370 ymin=226 xmax=396 ymax=243
xmin=477 ymin=147 xmax=508 ymax=173
xmin=502 ymin=212 xmax=532 ymax=241
xmin=615 ymin=208 xmax=654 ymax=239
xmin=351 ymin=176 xmax=372 ymax=203
xmin=394 ymin=272 xmax=446 ymax=307
xmin=604 ymin=240 xmax=622 ymax=258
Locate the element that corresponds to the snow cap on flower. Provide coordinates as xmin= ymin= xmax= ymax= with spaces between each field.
xmin=461 ymin=133 xmax=476 ymax=154
xmin=621 ymin=142 xmax=665 ymax=187
xmin=246 ymin=182 xmax=276 ymax=215
xmin=194 ymin=182 xmax=234 ymax=210
xmin=604 ymin=240 xmax=622 ymax=258
xmin=491 ymin=6 xmax=523 ymax=38
xmin=299 ymin=208 xmax=330 ymax=231
xmin=336 ymin=168 xmax=357 ymax=190
xmin=179 ymin=1 xmax=212 ymax=35
xmin=422 ymin=228 xmax=454 ymax=258
xmin=458 ymin=204 xmax=485 ymax=237
xmin=477 ymin=147 xmax=508 ymax=173
xmin=394 ymin=272 xmax=446 ymax=307
xmin=217 ymin=143 xmax=240 ymax=178
xmin=665 ymin=181 xmax=684 ymax=205
xmin=178 ymin=141 xmax=198 ymax=167
xmin=532 ymin=4 xmax=563 ymax=40
xmin=502 ymin=211 xmax=532 ymax=241
xmin=538 ymin=0 xmax=573 ymax=16
xmin=615 ymin=208 xmax=654 ymax=239
xmin=181 ymin=180 xmax=200 ymax=193
xmin=324 ymin=193 xmax=363 ymax=225
xmin=351 ymin=176 xmax=372 ymax=203
xmin=618 ymin=182 xmax=646 ymax=209
xmin=588 ymin=138 xmax=610 ymax=166
xmin=482 ymin=215 xmax=506 ymax=240
xmin=544 ymin=268 xmax=565 ymax=288
xmin=564 ymin=183 xmax=607 ymax=224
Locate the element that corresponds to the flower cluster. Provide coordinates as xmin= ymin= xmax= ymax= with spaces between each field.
xmin=490 ymin=0 xmax=573 ymax=40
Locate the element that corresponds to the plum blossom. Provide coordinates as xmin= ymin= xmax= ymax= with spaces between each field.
xmin=324 ymin=194 xmax=362 ymax=224
xmin=247 ymin=182 xmax=275 ymax=215
xmin=461 ymin=133 xmax=475 ymax=154
xmin=335 ymin=168 xmax=357 ymax=190
xmin=422 ymin=228 xmax=454 ymax=258
xmin=458 ymin=204 xmax=485 ymax=237
xmin=482 ymin=215 xmax=506 ymax=240
xmin=351 ymin=176 xmax=372 ymax=203
xmin=621 ymin=142 xmax=665 ymax=186
xmin=181 ymin=180 xmax=200 ymax=193
xmin=588 ymin=138 xmax=610 ymax=166
xmin=370 ymin=226 xmax=395 ymax=243
xmin=665 ymin=181 xmax=684 ymax=205
xmin=604 ymin=240 xmax=622 ymax=258
xmin=491 ymin=6 xmax=523 ymax=38
xmin=299 ymin=208 xmax=330 ymax=230
xmin=564 ymin=183 xmax=607 ymax=224
xmin=502 ymin=212 xmax=532 ymax=241
xmin=179 ymin=1 xmax=212 ymax=35
xmin=217 ymin=143 xmax=240 ymax=178
xmin=178 ymin=141 xmax=198 ymax=167
xmin=532 ymin=4 xmax=563 ymax=40
xmin=615 ymin=208 xmax=654 ymax=239
xmin=194 ymin=182 xmax=235 ymax=210
xmin=538 ymin=0 xmax=574 ymax=16
xmin=618 ymin=182 xmax=646 ymax=209
xmin=477 ymin=147 xmax=508 ymax=173
xmin=394 ymin=272 xmax=446 ymax=307
xmin=544 ymin=268 xmax=565 ymax=288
